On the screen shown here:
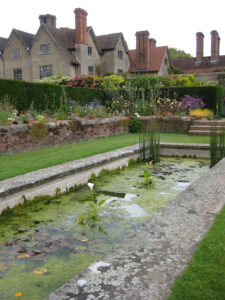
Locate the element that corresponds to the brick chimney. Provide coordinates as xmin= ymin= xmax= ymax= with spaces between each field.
xmin=149 ymin=38 xmax=156 ymax=47
xmin=45 ymin=14 xmax=53 ymax=26
xmin=52 ymin=16 xmax=57 ymax=28
xmin=136 ymin=31 xmax=150 ymax=70
xmin=74 ymin=8 xmax=88 ymax=45
xmin=211 ymin=30 xmax=220 ymax=61
xmin=39 ymin=14 xmax=56 ymax=27
xmin=196 ymin=32 xmax=204 ymax=61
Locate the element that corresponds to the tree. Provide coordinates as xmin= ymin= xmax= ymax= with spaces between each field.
xmin=169 ymin=48 xmax=193 ymax=59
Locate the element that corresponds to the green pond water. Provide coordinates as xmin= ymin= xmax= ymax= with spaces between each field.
xmin=0 ymin=157 xmax=209 ymax=299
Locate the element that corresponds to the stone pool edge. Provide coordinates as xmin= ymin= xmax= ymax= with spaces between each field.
xmin=46 ymin=157 xmax=225 ymax=300
xmin=0 ymin=142 xmax=209 ymax=214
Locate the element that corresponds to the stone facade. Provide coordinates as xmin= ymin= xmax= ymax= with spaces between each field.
xmin=0 ymin=117 xmax=130 ymax=155
xmin=0 ymin=8 xmax=131 ymax=81
xmin=4 ymin=32 xmax=32 ymax=81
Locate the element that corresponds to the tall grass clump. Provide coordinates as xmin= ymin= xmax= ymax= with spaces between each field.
xmin=139 ymin=119 xmax=160 ymax=163
xmin=210 ymin=122 xmax=225 ymax=167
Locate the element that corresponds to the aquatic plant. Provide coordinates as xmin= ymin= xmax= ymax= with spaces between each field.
xmin=77 ymin=183 xmax=106 ymax=224
xmin=210 ymin=122 xmax=225 ymax=167
xmin=143 ymin=162 xmax=153 ymax=187
xmin=139 ymin=119 xmax=160 ymax=163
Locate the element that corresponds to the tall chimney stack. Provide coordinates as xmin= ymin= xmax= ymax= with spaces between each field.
xmin=39 ymin=14 xmax=56 ymax=27
xmin=74 ymin=8 xmax=88 ymax=45
xmin=149 ymin=38 xmax=156 ymax=47
xmin=136 ymin=31 xmax=150 ymax=70
xmin=196 ymin=32 xmax=204 ymax=61
xmin=211 ymin=30 xmax=220 ymax=61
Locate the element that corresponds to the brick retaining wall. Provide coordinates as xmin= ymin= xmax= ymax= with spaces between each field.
xmin=0 ymin=116 xmax=193 ymax=155
xmin=0 ymin=117 xmax=130 ymax=155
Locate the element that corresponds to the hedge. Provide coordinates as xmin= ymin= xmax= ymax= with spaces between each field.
xmin=0 ymin=79 xmax=106 ymax=111
xmin=159 ymin=86 xmax=225 ymax=118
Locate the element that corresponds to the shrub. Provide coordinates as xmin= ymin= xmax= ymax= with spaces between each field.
xmin=180 ymin=95 xmax=205 ymax=113
xmin=68 ymin=75 xmax=103 ymax=89
xmin=129 ymin=117 xmax=142 ymax=133
xmin=40 ymin=73 xmax=70 ymax=85
xmin=189 ymin=109 xmax=214 ymax=119
xmin=159 ymin=86 xmax=225 ymax=118
xmin=0 ymin=79 xmax=106 ymax=112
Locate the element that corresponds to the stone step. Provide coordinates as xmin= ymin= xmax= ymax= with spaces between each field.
xmin=189 ymin=125 xmax=225 ymax=131
xmin=192 ymin=120 xmax=225 ymax=126
xmin=188 ymin=130 xmax=224 ymax=136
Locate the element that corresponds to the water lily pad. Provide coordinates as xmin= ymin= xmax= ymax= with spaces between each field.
xmin=32 ymin=254 xmax=48 ymax=261
xmin=43 ymin=245 xmax=58 ymax=253
xmin=75 ymin=246 xmax=86 ymax=251
xmin=32 ymin=250 xmax=42 ymax=255
xmin=18 ymin=253 xmax=30 ymax=259
xmin=18 ymin=247 xmax=27 ymax=254
xmin=0 ymin=262 xmax=7 ymax=272
xmin=33 ymin=266 xmax=48 ymax=275
xmin=81 ymin=239 xmax=88 ymax=242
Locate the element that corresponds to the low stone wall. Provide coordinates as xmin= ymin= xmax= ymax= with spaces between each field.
xmin=0 ymin=117 xmax=130 ymax=155
xmin=0 ymin=115 xmax=193 ymax=155
xmin=139 ymin=115 xmax=192 ymax=133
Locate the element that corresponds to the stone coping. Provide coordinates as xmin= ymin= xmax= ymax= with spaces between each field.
xmin=0 ymin=143 xmax=210 ymax=199
xmin=47 ymin=158 xmax=225 ymax=300
xmin=0 ymin=116 xmax=129 ymax=132
xmin=0 ymin=144 xmax=140 ymax=198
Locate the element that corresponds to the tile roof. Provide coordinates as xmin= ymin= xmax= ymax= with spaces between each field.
xmin=172 ymin=56 xmax=225 ymax=71
xmin=96 ymin=33 xmax=122 ymax=51
xmin=13 ymin=29 xmax=35 ymax=48
xmin=129 ymin=46 xmax=168 ymax=73
xmin=0 ymin=37 xmax=8 ymax=51
xmin=44 ymin=25 xmax=78 ymax=64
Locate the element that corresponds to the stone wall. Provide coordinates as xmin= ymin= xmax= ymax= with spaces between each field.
xmin=0 ymin=117 xmax=130 ymax=155
xmin=140 ymin=115 xmax=192 ymax=133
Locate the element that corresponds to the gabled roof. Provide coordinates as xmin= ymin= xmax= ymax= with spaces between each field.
xmin=0 ymin=37 xmax=8 ymax=51
xmin=13 ymin=29 xmax=35 ymax=48
xmin=129 ymin=46 xmax=168 ymax=73
xmin=39 ymin=25 xmax=78 ymax=64
xmin=171 ymin=56 xmax=225 ymax=71
xmin=96 ymin=33 xmax=122 ymax=51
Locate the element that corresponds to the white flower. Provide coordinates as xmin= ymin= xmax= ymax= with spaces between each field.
xmin=88 ymin=182 xmax=94 ymax=190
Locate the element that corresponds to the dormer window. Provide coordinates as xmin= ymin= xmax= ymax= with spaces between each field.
xmin=118 ymin=50 xmax=123 ymax=60
xmin=88 ymin=46 xmax=92 ymax=56
xmin=40 ymin=44 xmax=50 ymax=54
xmin=12 ymin=48 xmax=21 ymax=58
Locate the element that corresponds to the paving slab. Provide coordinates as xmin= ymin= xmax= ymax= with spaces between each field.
xmin=46 ymin=158 xmax=225 ymax=300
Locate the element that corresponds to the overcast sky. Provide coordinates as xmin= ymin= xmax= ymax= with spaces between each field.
xmin=0 ymin=0 xmax=224 ymax=57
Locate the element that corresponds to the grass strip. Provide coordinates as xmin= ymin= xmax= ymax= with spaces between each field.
xmin=168 ymin=205 xmax=225 ymax=300
xmin=0 ymin=133 xmax=210 ymax=181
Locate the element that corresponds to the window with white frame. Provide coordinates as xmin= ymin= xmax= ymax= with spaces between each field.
xmin=40 ymin=44 xmax=50 ymax=54
xmin=88 ymin=66 xmax=94 ymax=74
xmin=13 ymin=68 xmax=22 ymax=80
xmin=88 ymin=46 xmax=92 ymax=56
xmin=39 ymin=65 xmax=53 ymax=79
xmin=118 ymin=50 xmax=123 ymax=60
xmin=12 ymin=48 xmax=21 ymax=58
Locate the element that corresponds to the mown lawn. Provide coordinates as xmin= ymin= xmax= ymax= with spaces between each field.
xmin=0 ymin=133 xmax=210 ymax=180
xmin=168 ymin=205 xmax=225 ymax=300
